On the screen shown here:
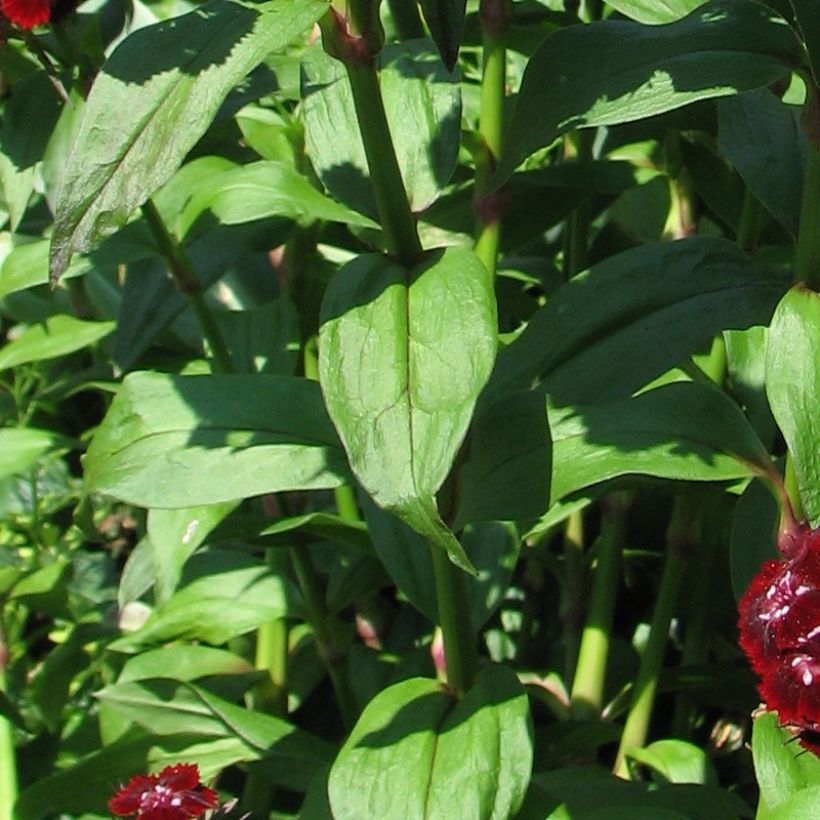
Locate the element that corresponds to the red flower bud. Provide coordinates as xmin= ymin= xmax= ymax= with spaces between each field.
xmin=739 ymin=525 xmax=820 ymax=754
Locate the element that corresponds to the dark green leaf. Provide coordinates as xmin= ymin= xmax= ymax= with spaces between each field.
xmin=419 ymin=0 xmax=467 ymax=70
xmin=49 ymin=0 xmax=327 ymax=282
xmin=498 ymin=0 xmax=801 ymax=181
xmin=0 ymin=72 xmax=62 ymax=229
xmin=364 ymin=497 xmax=520 ymax=629
xmin=730 ymin=478 xmax=779 ymax=601
xmin=790 ymin=0 xmax=820 ymax=85
xmin=319 ymin=248 xmax=496 ymax=572
xmin=83 ymin=372 xmax=350 ymax=508
xmin=550 ymin=381 xmax=771 ymax=504
xmin=717 ymin=90 xmax=804 ymax=235
xmin=765 ymin=285 xmax=820 ymax=523
xmin=328 ymin=666 xmax=532 ymax=820
xmin=488 ymin=237 xmax=788 ymax=405
xmin=301 ymin=40 xmax=461 ymax=219
xmin=455 ymin=390 xmax=551 ymax=528
xmin=627 ymin=739 xmax=717 ymax=785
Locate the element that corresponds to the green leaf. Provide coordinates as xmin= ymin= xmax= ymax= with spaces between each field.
xmin=0 ymin=72 xmax=62 ymax=229
xmin=765 ymin=788 xmax=820 ymax=820
xmin=319 ymin=248 xmax=496 ymax=572
xmin=110 ymin=551 xmax=292 ymax=650
xmin=752 ymin=710 xmax=820 ymax=817
xmin=0 ymin=315 xmax=115 ymax=372
xmin=177 ymin=160 xmax=377 ymax=239
xmin=49 ymin=0 xmax=327 ymax=282
xmin=627 ymin=739 xmax=717 ymax=785
xmin=118 ymin=645 xmax=253 ymax=683
xmin=83 ymin=372 xmax=350 ymax=508
xmin=717 ymin=90 xmax=804 ymax=235
xmin=526 ymin=766 xmax=749 ymax=820
xmin=790 ymin=0 xmax=820 ymax=86
xmin=328 ymin=666 xmax=532 ymax=820
xmin=364 ymin=497 xmax=520 ymax=629
xmin=730 ymin=478 xmax=779 ymax=601
xmin=550 ymin=381 xmax=771 ymax=504
xmin=765 ymin=285 xmax=820 ymax=524
xmin=498 ymin=0 xmax=801 ymax=181
xmin=418 ymin=0 xmax=467 ymax=71
xmin=14 ymin=734 xmax=298 ymax=818
xmin=147 ymin=502 xmax=239 ymax=603
xmin=603 ymin=0 xmax=708 ymax=24
xmin=0 ymin=428 xmax=61 ymax=480
xmin=96 ymin=677 xmax=331 ymax=786
xmin=455 ymin=391 xmax=552 ymax=528
xmin=487 ymin=237 xmax=788 ymax=405
xmin=301 ymin=39 xmax=461 ymax=219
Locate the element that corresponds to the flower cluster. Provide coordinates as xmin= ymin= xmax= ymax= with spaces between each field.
xmin=738 ymin=525 xmax=820 ymax=754
xmin=109 ymin=763 xmax=219 ymax=820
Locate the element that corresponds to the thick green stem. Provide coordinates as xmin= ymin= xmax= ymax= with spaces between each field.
xmin=614 ymin=498 xmax=695 ymax=778
xmin=430 ymin=544 xmax=478 ymax=696
xmin=562 ymin=130 xmax=595 ymax=279
xmin=0 ymin=663 xmax=16 ymax=820
xmin=290 ymin=547 xmax=357 ymax=728
xmin=570 ymin=494 xmax=628 ymax=720
xmin=386 ymin=0 xmax=425 ymax=39
xmin=140 ymin=200 xmax=234 ymax=373
xmin=474 ymin=10 xmax=507 ymax=276
xmin=561 ymin=510 xmax=585 ymax=681
xmin=345 ymin=61 xmax=423 ymax=264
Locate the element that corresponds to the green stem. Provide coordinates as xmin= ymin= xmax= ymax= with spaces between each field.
xmin=784 ymin=452 xmax=806 ymax=523
xmin=796 ymin=82 xmax=820 ymax=291
xmin=430 ymin=544 xmax=478 ymax=696
xmin=474 ymin=12 xmax=507 ymax=276
xmin=140 ymin=200 xmax=234 ymax=373
xmin=614 ymin=498 xmax=695 ymax=778
xmin=570 ymin=494 xmax=628 ymax=720
xmin=345 ymin=61 xmax=423 ymax=263
xmin=561 ymin=509 xmax=585 ymax=681
xmin=386 ymin=0 xmax=425 ymax=39
xmin=0 ymin=662 xmax=15 ymax=820
xmin=290 ymin=547 xmax=357 ymax=728
xmin=562 ymin=130 xmax=595 ymax=279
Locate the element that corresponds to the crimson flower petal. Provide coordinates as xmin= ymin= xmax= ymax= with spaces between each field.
xmin=109 ymin=763 xmax=218 ymax=819
xmin=1 ymin=0 xmax=51 ymax=28
xmin=738 ymin=525 xmax=820 ymax=756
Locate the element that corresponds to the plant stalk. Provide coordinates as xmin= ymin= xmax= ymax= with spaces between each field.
xmin=561 ymin=509 xmax=585 ymax=680
xmin=345 ymin=60 xmax=422 ymax=264
xmin=570 ymin=494 xmax=628 ymax=720
xmin=430 ymin=543 xmax=478 ymax=696
xmin=140 ymin=199 xmax=234 ymax=373
xmin=614 ymin=497 xmax=696 ymax=777
xmin=474 ymin=0 xmax=509 ymax=276
xmin=290 ymin=546 xmax=357 ymax=728
xmin=0 ymin=662 xmax=15 ymax=820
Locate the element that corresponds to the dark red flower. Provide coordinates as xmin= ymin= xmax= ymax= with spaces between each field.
xmin=109 ymin=763 xmax=218 ymax=820
xmin=1 ymin=0 xmax=52 ymax=28
xmin=739 ymin=525 xmax=820 ymax=754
